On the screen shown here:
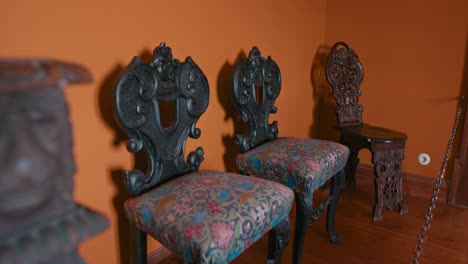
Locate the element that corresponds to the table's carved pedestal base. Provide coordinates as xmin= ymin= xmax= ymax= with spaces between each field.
xmin=372 ymin=147 xmax=408 ymax=221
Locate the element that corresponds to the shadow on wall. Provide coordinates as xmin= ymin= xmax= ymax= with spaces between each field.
xmin=310 ymin=44 xmax=340 ymax=143
xmin=217 ymin=51 xmax=249 ymax=173
xmin=97 ymin=50 xmax=153 ymax=264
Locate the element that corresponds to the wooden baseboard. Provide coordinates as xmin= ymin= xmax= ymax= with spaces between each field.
xmin=356 ymin=165 xmax=447 ymax=202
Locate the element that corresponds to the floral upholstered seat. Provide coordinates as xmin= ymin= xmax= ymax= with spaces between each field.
xmin=125 ymin=170 xmax=293 ymax=263
xmin=236 ymin=137 xmax=349 ymax=196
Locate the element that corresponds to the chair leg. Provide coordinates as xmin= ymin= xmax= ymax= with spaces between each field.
xmin=266 ymin=218 xmax=290 ymax=264
xmin=345 ymin=146 xmax=360 ymax=187
xmin=135 ymin=227 xmax=147 ymax=264
xmin=327 ymin=169 xmax=345 ymax=243
xmin=292 ymin=193 xmax=313 ymax=264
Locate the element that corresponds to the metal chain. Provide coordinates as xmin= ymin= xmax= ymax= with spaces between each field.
xmin=411 ymin=96 xmax=465 ymax=264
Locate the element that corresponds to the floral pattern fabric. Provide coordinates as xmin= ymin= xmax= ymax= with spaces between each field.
xmin=236 ymin=137 xmax=349 ymax=195
xmin=125 ymin=170 xmax=293 ymax=264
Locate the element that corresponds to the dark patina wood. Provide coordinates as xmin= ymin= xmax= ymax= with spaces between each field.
xmin=326 ymin=41 xmax=408 ymax=221
xmin=232 ymin=46 xmax=280 ymax=152
xmin=114 ymin=43 xmax=209 ymax=197
xmin=232 ymin=47 xmax=345 ymax=264
xmin=114 ymin=43 xmax=290 ymax=264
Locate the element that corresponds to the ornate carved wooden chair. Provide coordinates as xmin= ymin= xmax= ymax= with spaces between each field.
xmin=326 ymin=41 xmax=408 ymax=221
xmin=113 ymin=43 xmax=294 ymax=264
xmin=232 ymin=47 xmax=349 ymax=264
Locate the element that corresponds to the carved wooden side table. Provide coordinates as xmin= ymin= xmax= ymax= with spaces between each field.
xmin=341 ymin=125 xmax=408 ymax=221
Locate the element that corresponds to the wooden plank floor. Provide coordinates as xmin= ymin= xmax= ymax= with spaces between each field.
xmin=151 ymin=170 xmax=468 ymax=264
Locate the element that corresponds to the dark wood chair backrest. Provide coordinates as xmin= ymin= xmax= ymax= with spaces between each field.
xmin=326 ymin=42 xmax=364 ymax=129
xmin=114 ymin=43 xmax=209 ymax=196
xmin=232 ymin=47 xmax=281 ymax=153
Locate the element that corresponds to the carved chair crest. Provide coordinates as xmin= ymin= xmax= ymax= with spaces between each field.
xmin=114 ymin=43 xmax=209 ymax=196
xmin=232 ymin=47 xmax=281 ymax=153
xmin=326 ymin=42 xmax=364 ymax=128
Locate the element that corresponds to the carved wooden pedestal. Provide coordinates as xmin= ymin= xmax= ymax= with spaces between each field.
xmin=342 ymin=124 xmax=408 ymax=221
xmin=0 ymin=59 xmax=108 ymax=263
xmin=372 ymin=146 xmax=408 ymax=221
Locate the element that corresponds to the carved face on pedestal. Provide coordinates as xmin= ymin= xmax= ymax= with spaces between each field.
xmin=0 ymin=88 xmax=74 ymax=226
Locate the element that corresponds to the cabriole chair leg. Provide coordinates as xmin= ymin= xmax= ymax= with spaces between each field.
xmin=267 ymin=218 xmax=291 ymax=264
xmin=292 ymin=193 xmax=313 ymax=264
xmin=327 ymin=169 xmax=345 ymax=243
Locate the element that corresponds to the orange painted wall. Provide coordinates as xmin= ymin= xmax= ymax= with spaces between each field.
xmin=325 ymin=0 xmax=468 ymax=178
xmin=0 ymin=0 xmax=326 ymax=262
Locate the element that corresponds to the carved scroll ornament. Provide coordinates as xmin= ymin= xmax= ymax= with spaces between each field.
xmin=326 ymin=42 xmax=364 ymax=128
xmin=114 ymin=43 xmax=209 ymax=196
xmin=232 ymin=47 xmax=281 ymax=152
